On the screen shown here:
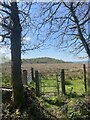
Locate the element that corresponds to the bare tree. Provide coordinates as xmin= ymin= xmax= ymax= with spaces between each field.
xmin=34 ymin=2 xmax=90 ymax=58
xmin=0 ymin=1 xmax=46 ymax=108
xmin=33 ymin=2 xmax=90 ymax=96
xmin=10 ymin=2 xmax=24 ymax=108
xmin=0 ymin=1 xmax=43 ymax=109
xmin=0 ymin=2 xmax=90 ymax=106
xmin=0 ymin=1 xmax=24 ymax=108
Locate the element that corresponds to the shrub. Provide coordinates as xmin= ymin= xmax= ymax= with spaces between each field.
xmin=2 ymin=72 xmax=11 ymax=87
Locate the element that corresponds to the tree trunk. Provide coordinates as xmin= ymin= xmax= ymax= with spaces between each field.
xmin=10 ymin=2 xmax=24 ymax=108
xmin=88 ymin=59 xmax=90 ymax=96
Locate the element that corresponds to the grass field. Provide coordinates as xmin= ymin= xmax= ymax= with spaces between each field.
xmin=41 ymin=78 xmax=85 ymax=96
xmin=65 ymin=79 xmax=85 ymax=95
xmin=3 ymin=62 xmax=85 ymax=74
xmin=2 ymin=62 xmax=89 ymax=119
xmin=2 ymin=62 xmax=87 ymax=93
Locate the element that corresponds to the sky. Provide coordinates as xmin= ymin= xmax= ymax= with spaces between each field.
xmin=0 ymin=33 xmax=88 ymax=63
xmin=0 ymin=34 xmax=88 ymax=62
xmin=21 ymin=3 xmax=88 ymax=62
xmin=0 ymin=2 xmax=89 ymax=63
xmin=21 ymin=45 xmax=88 ymax=62
xmin=0 ymin=43 xmax=88 ymax=63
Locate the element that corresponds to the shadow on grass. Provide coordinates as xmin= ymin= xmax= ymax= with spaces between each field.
xmin=66 ymin=92 xmax=85 ymax=98
xmin=42 ymin=92 xmax=85 ymax=107
xmin=42 ymin=97 xmax=65 ymax=107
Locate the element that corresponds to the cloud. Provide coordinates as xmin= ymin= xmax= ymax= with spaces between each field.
xmin=0 ymin=36 xmax=2 ymax=42
xmin=22 ymin=36 xmax=31 ymax=43
xmin=0 ymin=46 xmax=11 ymax=58
xmin=0 ymin=46 xmax=11 ymax=64
xmin=0 ymin=46 xmax=6 ymax=54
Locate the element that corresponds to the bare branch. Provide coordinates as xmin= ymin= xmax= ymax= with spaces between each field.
xmin=0 ymin=2 xmax=11 ymax=9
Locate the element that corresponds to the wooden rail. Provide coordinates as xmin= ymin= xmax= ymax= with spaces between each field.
xmin=0 ymin=87 xmax=12 ymax=91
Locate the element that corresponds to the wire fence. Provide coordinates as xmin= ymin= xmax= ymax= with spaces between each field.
xmin=21 ymin=64 xmax=87 ymax=97
xmin=2 ymin=63 xmax=89 ymax=97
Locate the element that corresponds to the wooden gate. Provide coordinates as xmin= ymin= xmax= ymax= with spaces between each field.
xmin=41 ymin=74 xmax=60 ymax=97
xmin=22 ymin=68 xmax=66 ymax=97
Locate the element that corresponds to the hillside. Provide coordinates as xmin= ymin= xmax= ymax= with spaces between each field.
xmin=22 ymin=57 xmax=65 ymax=64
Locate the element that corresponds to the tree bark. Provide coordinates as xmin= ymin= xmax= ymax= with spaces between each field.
xmin=10 ymin=2 xmax=24 ymax=108
xmin=70 ymin=4 xmax=90 ymax=58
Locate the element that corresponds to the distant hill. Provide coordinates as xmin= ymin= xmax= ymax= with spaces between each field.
xmin=22 ymin=57 xmax=65 ymax=64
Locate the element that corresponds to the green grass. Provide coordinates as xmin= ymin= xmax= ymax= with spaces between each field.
xmin=65 ymin=79 xmax=85 ymax=95
xmin=2 ymin=70 xmax=85 ymax=97
xmin=41 ymin=77 xmax=85 ymax=96
xmin=2 ymin=72 xmax=88 ymax=119
xmin=41 ymin=79 xmax=57 ymax=93
xmin=2 ymin=72 xmax=11 ymax=87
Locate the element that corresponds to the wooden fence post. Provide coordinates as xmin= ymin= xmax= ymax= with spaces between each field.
xmin=88 ymin=60 xmax=90 ymax=95
xmin=56 ymin=74 xmax=60 ymax=96
xmin=61 ymin=69 xmax=66 ymax=95
xmin=35 ymin=70 xmax=41 ymax=97
xmin=83 ymin=64 xmax=87 ymax=92
xmin=22 ymin=70 xmax=27 ymax=85
xmin=31 ymin=67 xmax=35 ymax=81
